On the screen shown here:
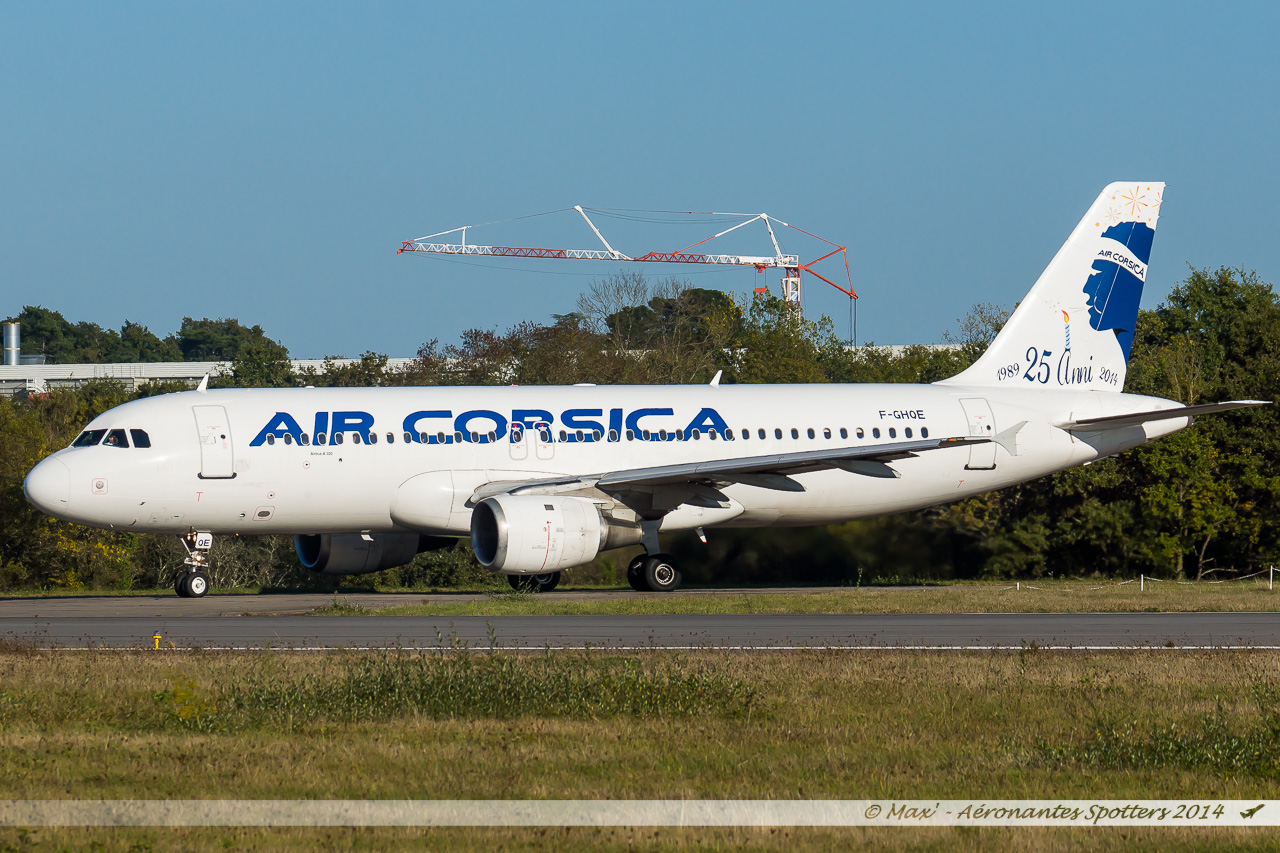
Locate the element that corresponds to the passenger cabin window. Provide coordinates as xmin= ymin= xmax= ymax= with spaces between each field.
xmin=404 ymin=432 xmax=413 ymax=443
xmin=758 ymin=428 xmax=766 ymax=439
xmin=889 ymin=428 xmax=896 ymax=438
xmin=300 ymin=433 xmax=310 ymax=446
xmin=807 ymin=428 xmax=815 ymax=439
xmin=266 ymin=434 xmax=276 ymax=446
xmin=774 ymin=428 xmax=782 ymax=439
xmin=283 ymin=433 xmax=293 ymax=445
xmin=872 ymin=428 xmax=881 ymax=439
xmin=592 ymin=430 xmax=602 ymax=442
xmin=905 ymin=427 xmax=913 ymax=438
xmin=387 ymin=432 xmax=395 ymax=444
xmin=333 ymin=433 xmax=344 ymax=445
xmin=857 ymin=428 xmax=865 ymax=439
xmin=104 ymin=429 xmax=129 ymax=448
xmin=368 ymin=432 xmax=378 ymax=445
xmin=129 ymin=429 xmax=151 ymax=448
xmin=625 ymin=429 xmax=635 ymax=441
xmin=839 ymin=428 xmax=848 ymax=439
xmin=790 ymin=428 xmax=799 ymax=439
xmin=72 ymin=429 xmax=107 ymax=447
xmin=316 ymin=433 xmax=327 ymax=445
xmin=608 ymin=429 xmax=618 ymax=442
xmin=921 ymin=427 xmax=929 ymax=438
xmin=741 ymin=429 xmax=749 ymax=439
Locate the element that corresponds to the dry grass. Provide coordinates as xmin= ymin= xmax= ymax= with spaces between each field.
xmin=1 ymin=649 xmax=1278 ymax=850
xmin=2 ymin=825 xmax=1279 ymax=852
xmin=375 ymin=580 xmax=1280 ymax=617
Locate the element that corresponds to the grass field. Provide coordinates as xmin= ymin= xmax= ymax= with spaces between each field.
xmin=353 ymin=579 xmax=1280 ymax=617
xmin=1 ymin=647 xmax=1278 ymax=850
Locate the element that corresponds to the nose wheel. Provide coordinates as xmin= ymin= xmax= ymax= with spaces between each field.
xmin=174 ymin=530 xmax=213 ymax=598
xmin=174 ymin=570 xmax=210 ymax=598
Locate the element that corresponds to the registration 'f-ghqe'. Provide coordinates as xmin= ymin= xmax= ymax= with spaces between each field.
xmin=22 ymin=183 xmax=1268 ymax=596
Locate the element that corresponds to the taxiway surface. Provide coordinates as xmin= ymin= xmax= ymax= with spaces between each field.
xmin=1 ymin=595 xmax=1278 ymax=649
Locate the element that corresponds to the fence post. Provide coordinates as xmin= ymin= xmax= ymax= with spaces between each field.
xmin=1271 ymin=565 xmax=1274 ymax=591
xmin=1141 ymin=574 xmax=1145 ymax=592
xmin=1017 ymin=582 xmax=1021 ymax=591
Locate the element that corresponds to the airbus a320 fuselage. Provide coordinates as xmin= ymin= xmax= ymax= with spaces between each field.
xmin=23 ymin=182 xmax=1266 ymax=595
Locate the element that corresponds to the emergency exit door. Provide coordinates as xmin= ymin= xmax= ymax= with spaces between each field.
xmin=193 ymin=405 xmax=236 ymax=478
xmin=959 ymin=398 xmax=997 ymax=470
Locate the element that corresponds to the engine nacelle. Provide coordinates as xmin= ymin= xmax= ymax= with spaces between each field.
xmin=471 ymin=495 xmax=636 ymax=574
xmin=294 ymin=533 xmax=451 ymax=575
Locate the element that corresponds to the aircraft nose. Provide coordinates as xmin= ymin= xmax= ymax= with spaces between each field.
xmin=24 ymin=457 xmax=71 ymax=516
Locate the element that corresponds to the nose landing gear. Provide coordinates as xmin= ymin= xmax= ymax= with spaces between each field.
xmin=174 ymin=530 xmax=213 ymax=598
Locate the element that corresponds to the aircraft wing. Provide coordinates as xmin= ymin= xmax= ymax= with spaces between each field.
xmin=1055 ymin=400 xmax=1270 ymax=431
xmin=473 ymin=434 xmax=986 ymax=500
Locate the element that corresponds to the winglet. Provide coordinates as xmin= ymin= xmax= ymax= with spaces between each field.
xmin=709 ymin=370 xmax=722 ymax=387
xmin=196 ymin=374 xmax=209 ymax=394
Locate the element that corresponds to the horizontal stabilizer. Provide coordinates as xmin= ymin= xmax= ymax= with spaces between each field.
xmin=1056 ymin=400 xmax=1270 ymax=431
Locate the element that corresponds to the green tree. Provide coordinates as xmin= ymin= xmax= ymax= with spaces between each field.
xmin=112 ymin=321 xmax=182 ymax=362
xmin=177 ymin=317 xmax=280 ymax=361
xmin=229 ymin=337 xmax=295 ymax=388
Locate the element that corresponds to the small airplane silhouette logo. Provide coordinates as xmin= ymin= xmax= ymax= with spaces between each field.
xmin=1240 ymin=804 xmax=1263 ymax=819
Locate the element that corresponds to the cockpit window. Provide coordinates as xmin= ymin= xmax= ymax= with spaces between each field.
xmin=103 ymin=429 xmax=130 ymax=448
xmin=129 ymin=429 xmax=151 ymax=448
xmin=72 ymin=429 xmax=107 ymax=447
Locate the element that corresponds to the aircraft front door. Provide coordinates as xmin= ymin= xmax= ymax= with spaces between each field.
xmin=959 ymin=397 xmax=997 ymax=470
xmin=193 ymin=405 xmax=236 ymax=479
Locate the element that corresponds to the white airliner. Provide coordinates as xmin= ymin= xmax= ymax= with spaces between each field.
xmin=23 ymin=182 xmax=1267 ymax=597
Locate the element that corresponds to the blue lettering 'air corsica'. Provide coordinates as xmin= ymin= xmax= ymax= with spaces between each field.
xmin=1083 ymin=221 xmax=1155 ymax=360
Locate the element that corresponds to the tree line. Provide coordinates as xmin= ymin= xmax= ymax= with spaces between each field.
xmin=1 ymin=268 xmax=1277 ymax=590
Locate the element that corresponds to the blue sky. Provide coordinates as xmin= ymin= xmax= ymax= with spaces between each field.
xmin=2 ymin=2 xmax=1277 ymax=358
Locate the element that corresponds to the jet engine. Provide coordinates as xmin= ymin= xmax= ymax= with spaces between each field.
xmin=294 ymin=533 xmax=452 ymax=575
xmin=470 ymin=494 xmax=639 ymax=574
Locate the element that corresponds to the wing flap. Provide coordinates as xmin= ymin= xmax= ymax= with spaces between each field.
xmin=471 ymin=435 xmax=983 ymax=501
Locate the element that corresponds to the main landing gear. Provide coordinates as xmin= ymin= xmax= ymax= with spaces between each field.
xmin=626 ymin=553 xmax=682 ymax=593
xmin=174 ymin=529 xmax=213 ymax=598
xmin=507 ymin=572 xmax=561 ymax=593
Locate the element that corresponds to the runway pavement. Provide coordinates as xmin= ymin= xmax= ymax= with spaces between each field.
xmin=1 ymin=595 xmax=1279 ymax=649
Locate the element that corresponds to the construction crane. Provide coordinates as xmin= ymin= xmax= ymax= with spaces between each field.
xmin=398 ymin=206 xmax=856 ymax=320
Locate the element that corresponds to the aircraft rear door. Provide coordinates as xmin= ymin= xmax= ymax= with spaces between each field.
xmin=959 ymin=398 xmax=997 ymax=470
xmin=193 ymin=405 xmax=236 ymax=478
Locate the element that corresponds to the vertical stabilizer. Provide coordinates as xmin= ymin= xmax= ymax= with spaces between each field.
xmin=941 ymin=182 xmax=1164 ymax=392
